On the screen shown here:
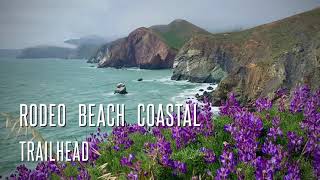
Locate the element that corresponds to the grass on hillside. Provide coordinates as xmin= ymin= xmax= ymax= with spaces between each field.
xmin=152 ymin=20 xmax=210 ymax=50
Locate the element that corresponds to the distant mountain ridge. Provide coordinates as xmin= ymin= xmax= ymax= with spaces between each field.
xmin=17 ymin=36 xmax=107 ymax=59
xmin=89 ymin=19 xmax=209 ymax=68
xmin=17 ymin=45 xmax=75 ymax=59
xmin=64 ymin=35 xmax=107 ymax=46
xmin=0 ymin=49 xmax=21 ymax=58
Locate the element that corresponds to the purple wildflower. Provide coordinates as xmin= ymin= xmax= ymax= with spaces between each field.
xmin=173 ymin=161 xmax=187 ymax=173
xmin=127 ymin=171 xmax=138 ymax=180
xmin=284 ymin=163 xmax=301 ymax=180
xmin=120 ymin=154 xmax=135 ymax=167
xmin=287 ymin=131 xmax=304 ymax=153
xmin=254 ymin=157 xmax=274 ymax=180
xmin=290 ymin=85 xmax=311 ymax=113
xmin=215 ymin=167 xmax=230 ymax=180
xmin=200 ymin=147 xmax=216 ymax=163
xmin=267 ymin=126 xmax=283 ymax=141
xmin=255 ymin=97 xmax=272 ymax=112
xmin=220 ymin=92 xmax=242 ymax=118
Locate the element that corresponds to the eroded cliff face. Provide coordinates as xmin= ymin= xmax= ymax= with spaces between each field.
xmin=92 ymin=27 xmax=176 ymax=69
xmin=172 ymin=35 xmax=234 ymax=83
xmin=172 ymin=8 xmax=320 ymax=105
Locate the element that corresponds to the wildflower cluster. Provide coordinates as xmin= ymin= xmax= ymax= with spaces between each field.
xmin=85 ymin=127 xmax=108 ymax=164
xmin=255 ymin=97 xmax=272 ymax=112
xmin=112 ymin=124 xmax=147 ymax=151
xmin=145 ymin=128 xmax=187 ymax=174
xmin=220 ymin=85 xmax=320 ymax=179
xmin=275 ymin=88 xmax=288 ymax=112
xmin=290 ymin=85 xmax=311 ymax=113
xmin=287 ymin=131 xmax=304 ymax=153
xmin=9 ymin=129 xmax=107 ymax=179
xmin=7 ymin=85 xmax=320 ymax=179
xmin=215 ymin=144 xmax=236 ymax=179
xmin=200 ymin=147 xmax=216 ymax=164
xmin=120 ymin=154 xmax=142 ymax=179
xmin=170 ymin=101 xmax=214 ymax=149
xmin=298 ymin=87 xmax=320 ymax=177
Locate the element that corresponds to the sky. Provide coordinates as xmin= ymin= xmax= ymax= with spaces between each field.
xmin=0 ymin=0 xmax=319 ymax=49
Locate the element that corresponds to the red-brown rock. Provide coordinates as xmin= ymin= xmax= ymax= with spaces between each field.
xmin=96 ymin=27 xmax=176 ymax=69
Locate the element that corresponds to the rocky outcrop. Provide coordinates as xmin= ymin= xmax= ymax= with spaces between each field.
xmin=92 ymin=27 xmax=176 ymax=69
xmin=87 ymin=43 xmax=111 ymax=63
xmin=90 ymin=19 xmax=209 ymax=69
xmin=171 ymin=36 xmax=230 ymax=83
xmin=114 ymin=83 xmax=128 ymax=94
xmin=172 ymin=8 xmax=320 ymax=105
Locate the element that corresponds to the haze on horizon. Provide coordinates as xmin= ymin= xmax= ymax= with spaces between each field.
xmin=0 ymin=0 xmax=319 ymax=49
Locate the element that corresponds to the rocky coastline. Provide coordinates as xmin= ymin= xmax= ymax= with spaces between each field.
xmin=88 ymin=8 xmax=320 ymax=106
xmin=88 ymin=19 xmax=209 ymax=69
xmin=171 ymin=8 xmax=320 ymax=105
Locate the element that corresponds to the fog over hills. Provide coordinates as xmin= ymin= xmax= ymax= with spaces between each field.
xmin=0 ymin=0 xmax=319 ymax=49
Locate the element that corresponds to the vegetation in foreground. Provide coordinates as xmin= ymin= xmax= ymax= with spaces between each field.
xmin=6 ymin=85 xmax=320 ymax=179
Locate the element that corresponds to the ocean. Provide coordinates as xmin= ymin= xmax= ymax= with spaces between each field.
xmin=0 ymin=58 xmax=216 ymax=175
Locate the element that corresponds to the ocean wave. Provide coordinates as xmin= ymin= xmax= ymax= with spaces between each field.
xmin=125 ymin=68 xmax=150 ymax=71
xmin=170 ymin=83 xmax=216 ymax=103
xmin=142 ymin=76 xmax=197 ymax=86
xmin=170 ymin=83 xmax=220 ymax=113
xmin=103 ymin=92 xmax=116 ymax=96
xmin=80 ymin=66 xmax=96 ymax=69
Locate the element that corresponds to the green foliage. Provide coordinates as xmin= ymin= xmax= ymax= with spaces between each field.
xmin=50 ymin=173 xmax=62 ymax=180
xmin=151 ymin=20 xmax=210 ymax=49
xmin=300 ymin=157 xmax=317 ymax=179
xmin=64 ymin=162 xmax=79 ymax=178
xmin=157 ymin=32 xmax=187 ymax=50
xmin=279 ymin=111 xmax=305 ymax=136
xmin=237 ymin=162 xmax=255 ymax=179
xmin=173 ymin=147 xmax=207 ymax=177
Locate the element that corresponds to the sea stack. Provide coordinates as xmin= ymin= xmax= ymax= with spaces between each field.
xmin=114 ymin=83 xmax=128 ymax=94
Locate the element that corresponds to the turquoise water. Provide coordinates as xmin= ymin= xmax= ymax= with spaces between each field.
xmin=0 ymin=58 xmax=209 ymax=175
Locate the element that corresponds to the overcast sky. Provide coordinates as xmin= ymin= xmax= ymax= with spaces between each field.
xmin=0 ymin=0 xmax=319 ymax=49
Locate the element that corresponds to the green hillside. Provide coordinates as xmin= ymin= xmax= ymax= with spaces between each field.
xmin=150 ymin=19 xmax=210 ymax=50
xmin=203 ymin=7 xmax=320 ymax=61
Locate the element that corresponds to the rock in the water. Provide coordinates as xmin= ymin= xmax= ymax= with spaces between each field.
xmin=137 ymin=78 xmax=143 ymax=81
xmin=195 ymin=93 xmax=203 ymax=101
xmin=207 ymin=86 xmax=214 ymax=90
xmin=114 ymin=83 xmax=128 ymax=94
xmin=199 ymin=89 xmax=204 ymax=92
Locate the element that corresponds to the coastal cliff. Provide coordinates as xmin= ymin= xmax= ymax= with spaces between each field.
xmin=172 ymin=8 xmax=320 ymax=104
xmin=90 ymin=20 xmax=209 ymax=69
xmin=96 ymin=27 xmax=176 ymax=69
